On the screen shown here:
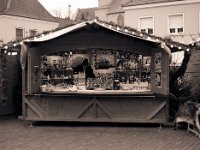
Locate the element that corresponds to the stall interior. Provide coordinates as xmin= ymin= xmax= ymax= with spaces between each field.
xmin=40 ymin=49 xmax=151 ymax=93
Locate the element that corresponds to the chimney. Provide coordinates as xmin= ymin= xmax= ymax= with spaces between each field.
xmin=68 ymin=4 xmax=71 ymax=19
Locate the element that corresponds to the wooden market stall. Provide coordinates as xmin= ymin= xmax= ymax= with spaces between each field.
xmin=20 ymin=20 xmax=171 ymax=123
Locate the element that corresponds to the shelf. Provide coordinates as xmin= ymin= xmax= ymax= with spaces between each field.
xmin=41 ymin=78 xmax=73 ymax=80
xmin=115 ymin=70 xmax=140 ymax=72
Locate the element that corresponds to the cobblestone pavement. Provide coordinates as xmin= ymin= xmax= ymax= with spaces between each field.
xmin=0 ymin=117 xmax=200 ymax=150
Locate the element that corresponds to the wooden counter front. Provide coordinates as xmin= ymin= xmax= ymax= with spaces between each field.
xmin=23 ymin=92 xmax=168 ymax=124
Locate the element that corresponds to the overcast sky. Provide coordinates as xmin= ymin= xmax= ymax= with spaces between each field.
xmin=38 ymin=0 xmax=98 ymax=18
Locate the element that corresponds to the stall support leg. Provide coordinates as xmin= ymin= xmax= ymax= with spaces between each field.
xmin=22 ymin=68 xmax=26 ymax=119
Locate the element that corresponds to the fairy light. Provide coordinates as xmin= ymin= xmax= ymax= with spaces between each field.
xmin=178 ymin=46 xmax=182 ymax=50
xmin=186 ymin=48 xmax=190 ymax=52
xmin=125 ymin=29 xmax=128 ymax=32
xmin=140 ymin=33 xmax=143 ymax=37
xmin=13 ymin=43 xmax=17 ymax=47
xmin=4 ymin=46 xmax=8 ymax=49
xmin=20 ymin=42 xmax=23 ymax=45
xmin=132 ymin=32 xmax=135 ymax=34
xmin=170 ymin=45 xmax=174 ymax=48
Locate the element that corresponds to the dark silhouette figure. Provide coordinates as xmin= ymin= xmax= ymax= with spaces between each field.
xmin=73 ymin=58 xmax=95 ymax=80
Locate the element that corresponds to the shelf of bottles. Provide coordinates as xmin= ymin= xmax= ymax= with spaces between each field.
xmin=113 ymin=51 xmax=151 ymax=91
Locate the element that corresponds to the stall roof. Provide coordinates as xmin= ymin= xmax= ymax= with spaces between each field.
xmin=24 ymin=20 xmax=160 ymax=44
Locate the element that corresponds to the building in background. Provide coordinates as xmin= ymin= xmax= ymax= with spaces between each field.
xmin=0 ymin=0 xmax=59 ymax=45
xmin=74 ymin=8 xmax=96 ymax=21
xmin=95 ymin=0 xmax=200 ymax=44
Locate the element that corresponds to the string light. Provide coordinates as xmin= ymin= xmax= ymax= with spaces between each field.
xmin=4 ymin=46 xmax=8 ymax=49
xmin=178 ymin=46 xmax=182 ymax=50
xmin=170 ymin=45 xmax=174 ymax=48
xmin=186 ymin=48 xmax=190 ymax=52
xmin=132 ymin=32 xmax=135 ymax=35
xmin=13 ymin=43 xmax=17 ymax=47
xmin=125 ymin=29 xmax=128 ymax=32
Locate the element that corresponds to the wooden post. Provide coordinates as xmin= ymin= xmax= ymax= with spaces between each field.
xmin=22 ymin=68 xmax=26 ymax=119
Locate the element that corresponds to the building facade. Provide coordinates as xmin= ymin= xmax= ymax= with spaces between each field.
xmin=0 ymin=0 xmax=59 ymax=45
xmin=95 ymin=0 xmax=200 ymax=44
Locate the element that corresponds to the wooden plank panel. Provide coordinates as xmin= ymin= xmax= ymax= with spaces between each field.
xmin=186 ymin=64 xmax=200 ymax=73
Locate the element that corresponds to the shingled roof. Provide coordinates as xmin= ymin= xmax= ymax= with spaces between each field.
xmin=123 ymin=0 xmax=185 ymax=7
xmin=0 ymin=0 xmax=56 ymax=22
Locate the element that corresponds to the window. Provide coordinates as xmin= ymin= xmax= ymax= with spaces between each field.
xmin=16 ymin=28 xmax=24 ymax=40
xmin=117 ymin=15 xmax=124 ymax=27
xmin=168 ymin=14 xmax=184 ymax=34
xmin=29 ymin=30 xmax=37 ymax=37
xmin=139 ymin=17 xmax=154 ymax=34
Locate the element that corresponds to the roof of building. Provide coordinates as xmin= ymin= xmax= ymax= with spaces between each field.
xmin=53 ymin=17 xmax=77 ymax=28
xmin=123 ymin=0 xmax=185 ymax=7
xmin=0 ymin=0 xmax=57 ymax=22
xmin=74 ymin=8 xmax=96 ymax=21
xmin=107 ymin=0 xmax=124 ymax=14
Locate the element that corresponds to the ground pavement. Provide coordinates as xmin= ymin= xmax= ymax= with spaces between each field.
xmin=0 ymin=117 xmax=200 ymax=150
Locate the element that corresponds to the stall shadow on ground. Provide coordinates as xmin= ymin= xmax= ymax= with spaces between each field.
xmin=26 ymin=120 xmax=175 ymax=129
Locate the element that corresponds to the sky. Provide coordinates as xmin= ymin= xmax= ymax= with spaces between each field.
xmin=38 ymin=0 xmax=98 ymax=18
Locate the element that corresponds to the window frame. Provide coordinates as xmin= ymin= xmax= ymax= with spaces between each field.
xmin=138 ymin=16 xmax=155 ymax=35
xmin=29 ymin=29 xmax=38 ymax=37
xmin=168 ymin=13 xmax=184 ymax=35
xmin=16 ymin=28 xmax=24 ymax=41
